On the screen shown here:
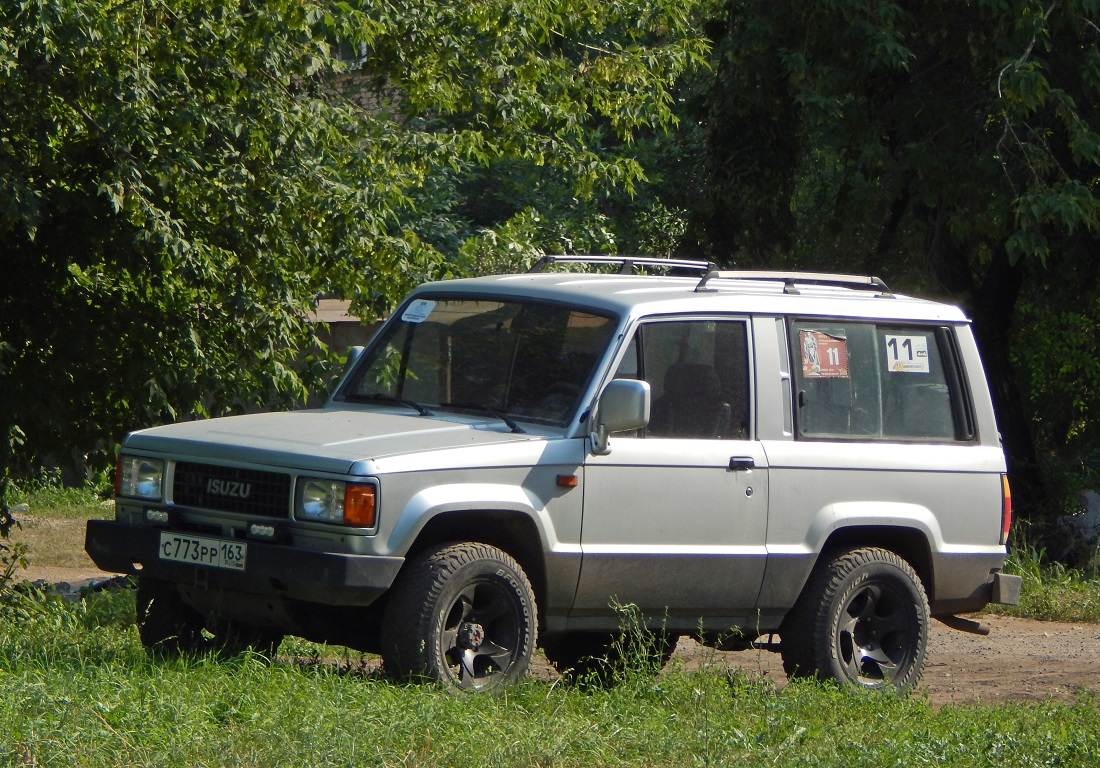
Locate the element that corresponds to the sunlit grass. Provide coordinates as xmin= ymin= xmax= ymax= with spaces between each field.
xmin=989 ymin=544 xmax=1100 ymax=623
xmin=4 ymin=473 xmax=114 ymax=574
xmin=3 ymin=482 xmax=1100 ymax=765
xmin=1 ymin=586 xmax=1098 ymax=767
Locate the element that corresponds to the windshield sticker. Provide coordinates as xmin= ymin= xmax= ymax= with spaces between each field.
xmin=885 ymin=334 xmax=930 ymax=373
xmin=401 ymin=299 xmax=436 ymax=324
xmin=800 ymin=330 xmax=849 ymax=378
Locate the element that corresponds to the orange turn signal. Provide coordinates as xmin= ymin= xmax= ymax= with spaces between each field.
xmin=344 ymin=483 xmax=377 ymax=527
xmin=557 ymin=474 xmax=578 ymax=488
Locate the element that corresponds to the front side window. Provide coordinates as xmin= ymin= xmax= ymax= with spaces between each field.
xmin=338 ymin=297 xmax=617 ymax=427
xmin=614 ymin=319 xmax=750 ymax=440
xmin=790 ymin=320 xmax=971 ymax=441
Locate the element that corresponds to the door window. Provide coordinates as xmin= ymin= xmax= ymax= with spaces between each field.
xmin=615 ymin=320 xmax=750 ymax=439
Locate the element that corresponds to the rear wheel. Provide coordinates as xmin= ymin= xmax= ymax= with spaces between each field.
xmin=381 ymin=542 xmax=537 ymax=691
xmin=780 ymin=547 xmax=929 ymax=691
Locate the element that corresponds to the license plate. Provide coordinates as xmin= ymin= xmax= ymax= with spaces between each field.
xmin=158 ymin=532 xmax=247 ymax=571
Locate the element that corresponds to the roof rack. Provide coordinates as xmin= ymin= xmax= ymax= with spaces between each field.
xmin=695 ymin=270 xmax=893 ymax=297
xmin=528 ymin=255 xmax=717 ymax=276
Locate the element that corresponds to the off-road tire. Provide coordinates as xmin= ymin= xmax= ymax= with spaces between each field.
xmin=380 ymin=542 xmax=537 ymax=691
xmin=209 ymin=620 xmax=285 ymax=660
xmin=780 ymin=547 xmax=929 ymax=691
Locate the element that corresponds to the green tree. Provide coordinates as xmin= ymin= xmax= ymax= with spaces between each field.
xmin=702 ymin=0 xmax=1100 ymax=516
xmin=0 ymin=0 xmax=709 ymax=475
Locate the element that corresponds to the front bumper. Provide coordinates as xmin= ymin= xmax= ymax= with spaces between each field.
xmin=85 ymin=520 xmax=404 ymax=607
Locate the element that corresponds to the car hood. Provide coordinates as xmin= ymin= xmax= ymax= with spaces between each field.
xmin=123 ymin=408 xmax=549 ymax=475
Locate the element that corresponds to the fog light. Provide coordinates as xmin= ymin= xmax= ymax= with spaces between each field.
xmin=249 ymin=523 xmax=276 ymax=539
xmin=144 ymin=509 xmax=170 ymax=526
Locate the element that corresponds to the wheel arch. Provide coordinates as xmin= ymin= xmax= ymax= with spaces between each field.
xmin=405 ymin=509 xmax=549 ymax=622
xmin=818 ymin=525 xmax=934 ymax=595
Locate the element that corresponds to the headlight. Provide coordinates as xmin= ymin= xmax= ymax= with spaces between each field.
xmin=117 ymin=456 xmax=164 ymax=501
xmin=296 ymin=479 xmax=376 ymax=527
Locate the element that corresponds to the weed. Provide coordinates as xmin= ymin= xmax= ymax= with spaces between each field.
xmin=991 ymin=527 xmax=1100 ymax=622
xmin=0 ymin=583 xmax=1099 ymax=766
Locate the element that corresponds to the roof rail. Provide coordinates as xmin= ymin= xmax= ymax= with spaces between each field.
xmin=528 ymin=255 xmax=717 ymax=276
xmin=695 ymin=270 xmax=893 ymax=297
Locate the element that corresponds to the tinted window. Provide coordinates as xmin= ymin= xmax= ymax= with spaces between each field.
xmin=790 ymin=320 xmax=969 ymax=441
xmin=341 ymin=298 xmax=616 ymax=427
xmin=615 ymin=319 xmax=750 ymax=440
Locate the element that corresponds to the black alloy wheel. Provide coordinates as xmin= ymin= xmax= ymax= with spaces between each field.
xmin=381 ymin=542 xmax=537 ymax=691
xmin=781 ymin=547 xmax=929 ymax=691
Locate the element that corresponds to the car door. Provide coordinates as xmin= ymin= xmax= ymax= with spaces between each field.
xmin=574 ymin=317 xmax=770 ymax=631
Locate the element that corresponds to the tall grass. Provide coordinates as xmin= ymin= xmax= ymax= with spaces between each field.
xmin=1 ymin=587 xmax=1098 ymax=767
xmin=7 ymin=468 xmax=111 ymax=517
xmin=991 ymin=527 xmax=1100 ymax=622
xmin=4 ymin=482 xmax=1100 ymax=765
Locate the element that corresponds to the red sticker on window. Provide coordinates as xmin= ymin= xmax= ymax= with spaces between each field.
xmin=800 ymin=330 xmax=849 ymax=378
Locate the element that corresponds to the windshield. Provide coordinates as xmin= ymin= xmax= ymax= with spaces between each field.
xmin=338 ymin=297 xmax=618 ymax=427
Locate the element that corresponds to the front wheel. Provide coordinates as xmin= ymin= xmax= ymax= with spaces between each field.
xmin=136 ymin=577 xmax=284 ymax=660
xmin=780 ymin=547 xmax=929 ymax=691
xmin=136 ymin=577 xmax=206 ymax=656
xmin=380 ymin=542 xmax=537 ymax=691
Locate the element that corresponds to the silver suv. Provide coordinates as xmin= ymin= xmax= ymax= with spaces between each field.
xmin=86 ymin=258 xmax=1021 ymax=691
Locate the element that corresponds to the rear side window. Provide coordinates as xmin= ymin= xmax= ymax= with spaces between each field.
xmin=790 ymin=320 xmax=973 ymax=442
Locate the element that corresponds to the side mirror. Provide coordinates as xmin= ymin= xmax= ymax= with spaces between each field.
xmin=590 ymin=379 xmax=650 ymax=455
xmin=328 ymin=346 xmax=365 ymax=403
xmin=344 ymin=345 xmax=365 ymax=369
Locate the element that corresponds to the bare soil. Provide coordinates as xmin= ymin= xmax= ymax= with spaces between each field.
xmin=668 ymin=616 xmax=1100 ymax=706
xmin=19 ymin=560 xmax=1100 ymax=706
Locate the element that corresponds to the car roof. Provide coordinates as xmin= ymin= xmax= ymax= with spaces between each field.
xmin=406 ymin=269 xmax=971 ymax=325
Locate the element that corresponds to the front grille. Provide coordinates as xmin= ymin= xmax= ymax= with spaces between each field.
xmin=173 ymin=462 xmax=291 ymax=518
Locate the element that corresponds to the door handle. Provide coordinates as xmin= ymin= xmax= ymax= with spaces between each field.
xmin=728 ymin=456 xmax=756 ymax=471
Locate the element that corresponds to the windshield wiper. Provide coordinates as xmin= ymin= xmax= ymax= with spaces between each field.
xmin=349 ymin=392 xmax=433 ymax=416
xmin=440 ymin=402 xmax=526 ymax=434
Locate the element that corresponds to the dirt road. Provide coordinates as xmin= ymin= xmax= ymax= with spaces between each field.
xmin=676 ymin=615 xmax=1100 ymax=705
xmin=20 ymin=564 xmax=1100 ymax=705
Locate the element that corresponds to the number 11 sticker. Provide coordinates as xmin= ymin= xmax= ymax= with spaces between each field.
xmin=885 ymin=335 xmax=930 ymax=373
xmin=800 ymin=330 xmax=849 ymax=378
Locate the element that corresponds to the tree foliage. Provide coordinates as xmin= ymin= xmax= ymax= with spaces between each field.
xmin=6 ymin=0 xmax=1097 ymax=525
xmin=700 ymin=0 xmax=1100 ymax=514
xmin=0 ymin=0 xmax=710 ymax=474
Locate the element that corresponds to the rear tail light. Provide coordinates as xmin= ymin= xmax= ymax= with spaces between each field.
xmin=1000 ymin=474 xmax=1013 ymax=546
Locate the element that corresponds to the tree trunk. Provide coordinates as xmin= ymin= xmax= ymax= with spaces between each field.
xmin=965 ymin=250 xmax=1045 ymax=518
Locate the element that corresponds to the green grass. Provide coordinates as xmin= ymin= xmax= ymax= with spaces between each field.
xmin=3 ymin=475 xmax=114 ymax=573
xmin=995 ymin=557 xmax=1100 ymax=622
xmin=4 ymin=483 xmax=1100 ymax=765
xmin=7 ymin=470 xmax=111 ymax=514
xmin=1 ymin=587 xmax=1099 ymax=768
xmin=987 ymin=536 xmax=1100 ymax=623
